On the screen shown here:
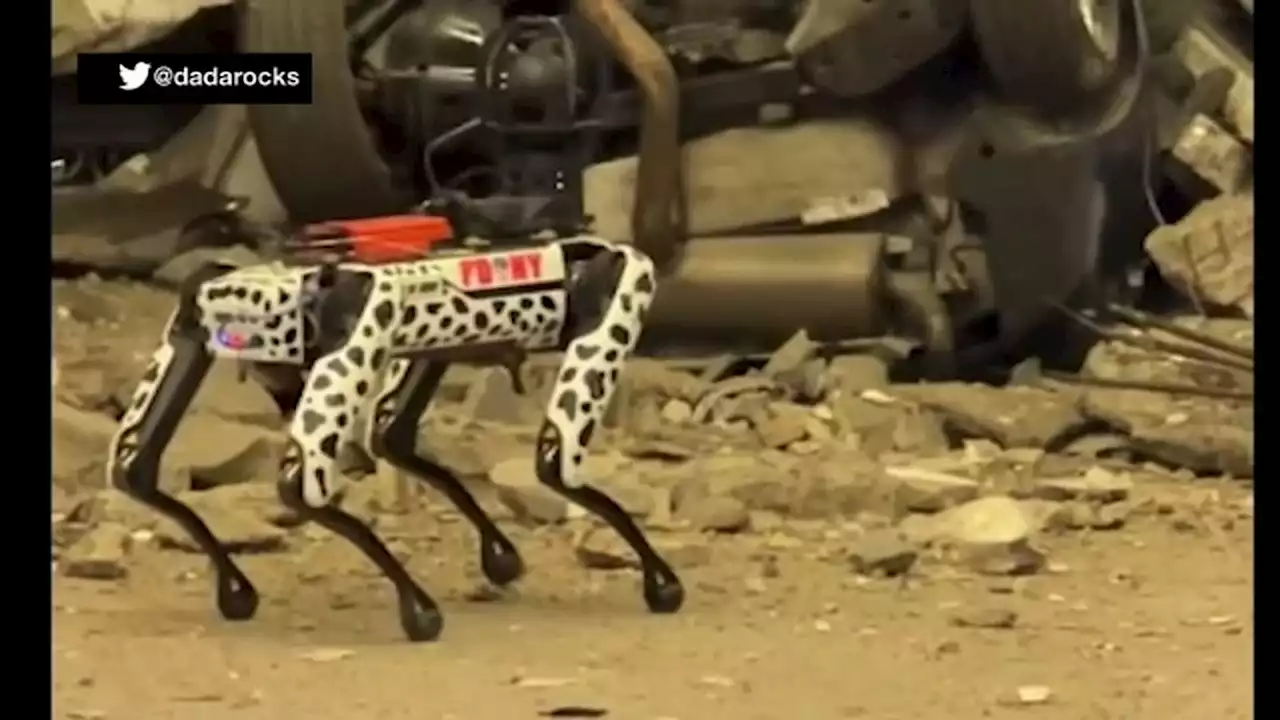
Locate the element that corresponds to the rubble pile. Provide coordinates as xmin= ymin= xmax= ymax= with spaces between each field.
xmin=53 ymin=283 xmax=1254 ymax=586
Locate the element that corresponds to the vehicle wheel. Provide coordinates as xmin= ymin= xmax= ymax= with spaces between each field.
xmin=970 ymin=0 xmax=1126 ymax=116
xmin=241 ymin=0 xmax=410 ymax=223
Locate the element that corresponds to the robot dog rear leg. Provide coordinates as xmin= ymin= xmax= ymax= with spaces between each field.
xmin=108 ymin=268 xmax=259 ymax=621
xmin=275 ymin=272 xmax=443 ymax=642
xmin=369 ymin=359 xmax=525 ymax=587
xmin=536 ymin=247 xmax=684 ymax=614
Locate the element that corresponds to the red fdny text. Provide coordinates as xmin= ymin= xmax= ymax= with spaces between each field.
xmin=459 ymin=251 xmax=543 ymax=288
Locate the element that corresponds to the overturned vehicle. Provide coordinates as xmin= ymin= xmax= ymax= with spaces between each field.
xmin=52 ymin=0 xmax=1251 ymax=374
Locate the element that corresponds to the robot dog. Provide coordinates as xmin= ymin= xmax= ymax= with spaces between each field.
xmin=106 ymin=215 xmax=684 ymax=642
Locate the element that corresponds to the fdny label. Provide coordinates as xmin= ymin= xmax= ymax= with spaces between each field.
xmin=459 ymin=251 xmax=544 ymax=289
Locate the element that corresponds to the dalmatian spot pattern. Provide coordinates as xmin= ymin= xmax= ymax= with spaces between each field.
xmin=109 ymin=237 xmax=647 ymax=512
xmin=542 ymin=245 xmax=656 ymax=488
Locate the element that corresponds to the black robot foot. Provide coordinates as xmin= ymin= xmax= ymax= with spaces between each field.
xmin=217 ymin=570 xmax=260 ymax=621
xmin=643 ymin=566 xmax=685 ymax=614
xmin=480 ymin=536 xmax=526 ymax=587
xmin=397 ymin=588 xmax=445 ymax=642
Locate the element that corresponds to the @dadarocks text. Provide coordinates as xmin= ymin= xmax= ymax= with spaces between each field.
xmin=76 ymin=52 xmax=313 ymax=105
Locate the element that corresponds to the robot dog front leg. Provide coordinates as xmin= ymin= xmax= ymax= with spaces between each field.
xmin=275 ymin=270 xmax=444 ymax=642
xmin=534 ymin=244 xmax=684 ymax=614
xmin=108 ymin=264 xmax=260 ymax=621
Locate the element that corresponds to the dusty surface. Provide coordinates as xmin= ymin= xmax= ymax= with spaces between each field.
xmin=53 ymin=277 xmax=1254 ymax=720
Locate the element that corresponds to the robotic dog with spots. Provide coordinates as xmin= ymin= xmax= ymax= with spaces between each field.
xmin=107 ymin=215 xmax=684 ymax=642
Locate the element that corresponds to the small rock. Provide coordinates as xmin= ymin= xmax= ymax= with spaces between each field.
xmin=948 ymin=605 xmax=1018 ymax=629
xmin=661 ymin=399 xmax=695 ymax=425
xmin=156 ymin=503 xmax=289 ymax=554
xmin=60 ymin=522 xmax=132 ymax=580
xmin=755 ymin=403 xmax=810 ymax=449
xmin=67 ymin=489 xmax=158 ymax=530
xmin=1031 ymin=467 xmax=1134 ymax=503
xmin=762 ymin=329 xmax=819 ymax=379
xmin=574 ymin=527 xmax=710 ymax=569
xmin=170 ymin=417 xmax=284 ymax=490
xmin=1011 ymin=685 xmax=1053 ymax=706
xmin=848 ymin=529 xmax=918 ymax=577
xmin=676 ymin=495 xmax=751 ymax=533
xmin=887 ymin=466 xmax=981 ymax=513
xmin=490 ymin=458 xmax=568 ymax=526
xmin=937 ymin=496 xmax=1046 ymax=576
xmin=828 ymin=354 xmax=890 ymax=393
xmin=298 ymin=647 xmax=356 ymax=663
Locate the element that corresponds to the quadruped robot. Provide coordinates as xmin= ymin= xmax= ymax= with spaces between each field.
xmin=105 ymin=16 xmax=684 ymax=642
xmin=107 ymin=215 xmax=682 ymax=642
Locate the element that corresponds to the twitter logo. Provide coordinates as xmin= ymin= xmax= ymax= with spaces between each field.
xmin=118 ymin=62 xmax=151 ymax=91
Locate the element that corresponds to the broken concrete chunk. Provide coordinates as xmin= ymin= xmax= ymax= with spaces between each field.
xmin=156 ymin=502 xmax=289 ymax=554
xmin=192 ymin=363 xmax=288 ymax=428
xmin=755 ymin=403 xmax=811 ymax=449
xmin=902 ymin=383 xmax=1087 ymax=449
xmin=676 ymin=495 xmax=751 ymax=533
xmin=1030 ymin=467 xmax=1134 ymax=504
xmin=490 ymin=458 xmax=568 ymax=526
xmin=936 ymin=496 xmax=1046 ymax=576
xmin=827 ymin=354 xmax=891 ymax=393
xmin=575 ymin=526 xmax=711 ymax=570
xmin=848 ymin=529 xmax=918 ymax=577
xmin=169 ymin=416 xmax=284 ymax=490
xmin=1170 ymin=114 xmax=1251 ymax=194
xmin=53 ymin=402 xmax=118 ymax=492
xmin=60 ymin=522 xmax=132 ymax=580
xmin=67 ymin=489 xmax=160 ymax=530
xmin=886 ymin=466 xmax=981 ymax=513
xmin=1144 ymin=193 xmax=1254 ymax=318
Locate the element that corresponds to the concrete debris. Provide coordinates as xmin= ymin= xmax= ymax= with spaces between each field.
xmin=932 ymin=496 xmax=1047 ymax=576
xmin=574 ymin=526 xmax=710 ymax=570
xmin=848 ymin=529 xmax=917 ymax=577
xmin=1176 ymin=24 xmax=1254 ymax=143
xmin=754 ymin=402 xmax=811 ymax=449
xmin=60 ymin=522 xmax=133 ymax=581
xmin=899 ymin=383 xmax=1087 ymax=449
xmin=829 ymin=393 xmax=950 ymax=458
xmin=762 ymin=330 xmax=829 ymax=402
xmin=886 ymin=466 xmax=981 ymax=513
xmin=168 ymin=416 xmax=284 ymax=490
xmin=490 ymin=458 xmax=569 ymax=526
xmin=827 ymin=354 xmax=891 ymax=394
xmin=53 ymin=402 xmax=119 ymax=493
xmin=948 ymin=605 xmax=1018 ymax=630
xmin=1029 ymin=467 xmax=1134 ymax=504
xmin=675 ymin=494 xmax=751 ymax=534
xmin=152 ymin=245 xmax=264 ymax=287
xmin=1144 ymin=193 xmax=1254 ymax=318
xmin=1169 ymin=114 xmax=1251 ymax=194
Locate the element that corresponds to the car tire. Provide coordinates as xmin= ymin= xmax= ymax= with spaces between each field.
xmin=970 ymin=0 xmax=1127 ymax=116
xmin=241 ymin=0 xmax=410 ymax=223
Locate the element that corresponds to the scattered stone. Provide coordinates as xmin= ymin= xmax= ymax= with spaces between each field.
xmin=153 ymin=245 xmax=263 ymax=287
xmin=948 ymin=605 xmax=1018 ymax=629
xmin=886 ymin=466 xmax=981 ymax=513
xmin=691 ymin=376 xmax=785 ymax=424
xmin=67 ymin=489 xmax=159 ymax=530
xmin=1003 ymin=685 xmax=1053 ymax=706
xmin=624 ymin=437 xmax=700 ymax=462
xmin=490 ymin=458 xmax=569 ymax=526
xmin=755 ymin=403 xmax=810 ymax=449
xmin=762 ymin=329 xmax=819 ymax=380
xmin=1169 ymin=114 xmax=1251 ymax=194
xmin=54 ymin=401 xmax=127 ymax=493
xmin=901 ymin=383 xmax=1087 ymax=449
xmin=1144 ymin=193 xmax=1254 ymax=317
xmin=827 ymin=354 xmax=890 ymax=393
xmin=676 ymin=495 xmax=751 ymax=533
xmin=936 ymin=497 xmax=1046 ymax=576
xmin=192 ymin=363 xmax=288 ymax=428
xmin=574 ymin=527 xmax=711 ymax=570
xmin=60 ymin=522 xmax=132 ymax=580
xmin=1030 ymin=467 xmax=1133 ymax=504
xmin=457 ymin=368 xmax=528 ymax=425
xmin=155 ymin=501 xmax=288 ymax=554
xmin=848 ymin=530 xmax=917 ymax=577
xmin=169 ymin=416 xmax=284 ymax=490
xmin=298 ymin=647 xmax=356 ymax=663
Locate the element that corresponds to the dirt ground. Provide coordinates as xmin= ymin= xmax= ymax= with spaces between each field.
xmin=52 ymin=278 xmax=1254 ymax=720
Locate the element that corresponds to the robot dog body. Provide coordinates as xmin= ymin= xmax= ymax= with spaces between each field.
xmin=107 ymin=217 xmax=683 ymax=641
